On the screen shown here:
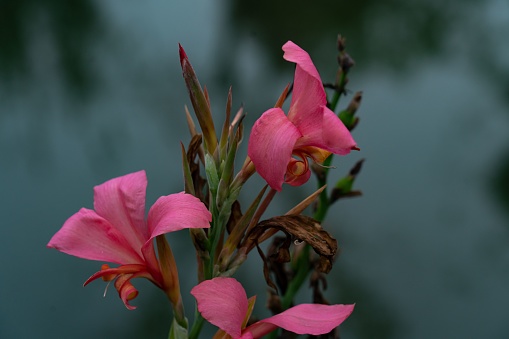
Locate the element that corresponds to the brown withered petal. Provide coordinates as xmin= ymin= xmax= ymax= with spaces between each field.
xmin=267 ymin=236 xmax=291 ymax=294
xmin=256 ymin=244 xmax=278 ymax=292
xmin=226 ymin=200 xmax=242 ymax=235
xmin=337 ymin=34 xmax=346 ymax=52
xmin=187 ymin=134 xmax=203 ymax=165
xmin=316 ymin=256 xmax=334 ymax=274
xmin=186 ymin=134 xmax=208 ymax=206
xmin=339 ymin=53 xmax=355 ymax=72
xmin=248 ymin=215 xmax=338 ymax=274
xmin=269 ymin=235 xmax=292 ymax=264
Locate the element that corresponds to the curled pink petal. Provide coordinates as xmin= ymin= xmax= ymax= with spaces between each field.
xmin=248 ymin=108 xmax=301 ymax=191
xmin=283 ymin=41 xmax=326 ymax=126
xmin=285 ymin=164 xmax=311 ymax=187
xmin=147 ymin=192 xmax=211 ymax=240
xmin=115 ymin=274 xmax=139 ymax=310
xmin=191 ymin=277 xmax=248 ymax=338
xmin=282 ymin=41 xmax=322 ymax=87
xmin=47 ymin=208 xmax=144 ymax=265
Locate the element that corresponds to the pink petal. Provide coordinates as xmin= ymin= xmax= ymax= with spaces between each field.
xmin=248 ymin=108 xmax=301 ymax=191
xmin=244 ymin=304 xmax=354 ymax=337
xmin=93 ymin=171 xmax=149 ymax=257
xmin=283 ymin=41 xmax=327 ymax=128
xmin=47 ymin=208 xmax=145 ymax=265
xmin=282 ymin=41 xmax=322 ymax=86
xmin=294 ymin=105 xmax=356 ymax=155
xmin=146 ymin=192 xmax=211 ymax=240
xmin=320 ymin=105 xmax=357 ymax=154
xmin=191 ymin=277 xmax=248 ymax=338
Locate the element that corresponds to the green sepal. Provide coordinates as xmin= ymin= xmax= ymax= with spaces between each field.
xmin=168 ymin=317 xmax=188 ymax=339
xmin=219 ymin=87 xmax=233 ymax=159
xmin=221 ymin=135 xmax=238 ymax=184
xmin=204 ymin=153 xmax=219 ymax=196
xmin=216 ymin=136 xmax=238 ymax=210
xmin=216 ymin=178 xmax=228 ymax=211
xmin=338 ymin=91 xmax=362 ymax=130
xmin=338 ymin=109 xmax=356 ymax=129
xmin=330 ymin=159 xmax=364 ymax=204
xmin=218 ymin=185 xmax=241 ymax=224
xmin=334 ymin=175 xmax=354 ymax=194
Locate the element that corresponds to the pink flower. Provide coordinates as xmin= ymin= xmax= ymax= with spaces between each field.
xmin=191 ymin=277 xmax=354 ymax=338
xmin=47 ymin=170 xmax=211 ymax=309
xmin=248 ymin=41 xmax=357 ymax=191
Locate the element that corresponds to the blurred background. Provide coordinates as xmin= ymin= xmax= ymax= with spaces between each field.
xmin=1 ymin=0 xmax=509 ymax=338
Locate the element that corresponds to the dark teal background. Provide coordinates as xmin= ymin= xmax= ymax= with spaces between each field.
xmin=1 ymin=0 xmax=509 ymax=338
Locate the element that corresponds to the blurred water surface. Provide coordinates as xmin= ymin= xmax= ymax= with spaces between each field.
xmin=1 ymin=0 xmax=508 ymax=338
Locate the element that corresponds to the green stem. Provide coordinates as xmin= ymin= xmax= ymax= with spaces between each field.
xmin=314 ymin=155 xmax=333 ymax=222
xmin=189 ymin=308 xmax=205 ymax=339
xmin=329 ymin=88 xmax=341 ymax=112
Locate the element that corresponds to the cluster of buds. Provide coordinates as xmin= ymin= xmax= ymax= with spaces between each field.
xmin=48 ymin=36 xmax=363 ymax=338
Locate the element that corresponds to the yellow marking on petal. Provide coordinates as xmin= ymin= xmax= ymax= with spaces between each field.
xmin=296 ymin=146 xmax=331 ymax=163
